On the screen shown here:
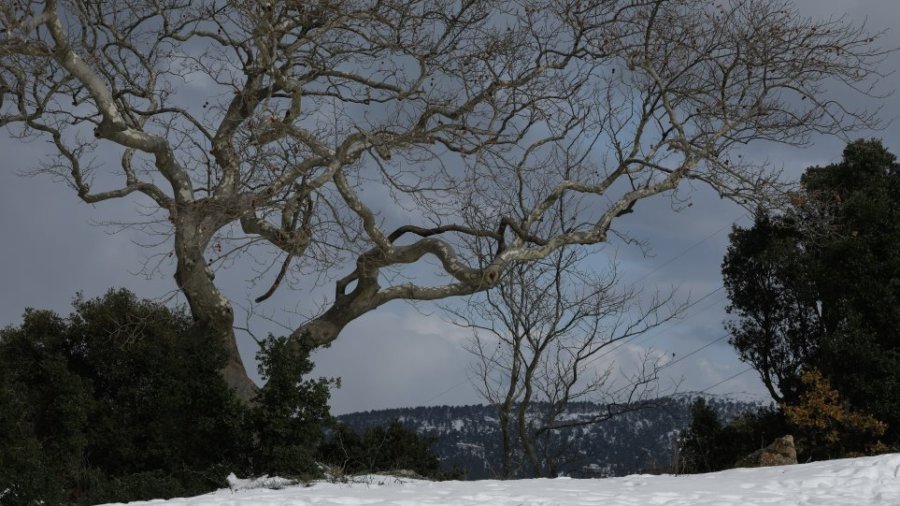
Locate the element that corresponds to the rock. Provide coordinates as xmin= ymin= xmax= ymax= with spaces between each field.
xmin=735 ymin=435 xmax=798 ymax=468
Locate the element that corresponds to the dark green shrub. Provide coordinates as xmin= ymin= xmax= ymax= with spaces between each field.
xmin=317 ymin=419 xmax=459 ymax=480
xmin=0 ymin=289 xmax=336 ymax=504
xmin=246 ymin=335 xmax=336 ymax=478
xmin=677 ymin=399 xmax=788 ymax=474
xmin=317 ymin=422 xmax=368 ymax=474
xmin=362 ymin=420 xmax=441 ymax=476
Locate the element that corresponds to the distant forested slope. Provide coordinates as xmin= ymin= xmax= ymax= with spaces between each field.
xmin=338 ymin=396 xmax=762 ymax=479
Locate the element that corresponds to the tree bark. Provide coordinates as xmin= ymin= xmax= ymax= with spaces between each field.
xmin=173 ymin=211 xmax=258 ymax=402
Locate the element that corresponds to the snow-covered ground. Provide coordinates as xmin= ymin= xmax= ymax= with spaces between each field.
xmin=103 ymin=453 xmax=900 ymax=506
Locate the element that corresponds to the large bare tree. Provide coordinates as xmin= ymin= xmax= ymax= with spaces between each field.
xmin=0 ymin=0 xmax=886 ymax=399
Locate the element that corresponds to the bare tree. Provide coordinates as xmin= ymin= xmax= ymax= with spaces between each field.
xmin=448 ymin=248 xmax=680 ymax=478
xmin=0 ymin=0 xmax=887 ymax=399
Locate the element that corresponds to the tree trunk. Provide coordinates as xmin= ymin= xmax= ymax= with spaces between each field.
xmin=499 ymin=406 xmax=512 ymax=479
xmin=173 ymin=217 xmax=258 ymax=402
xmin=517 ymin=375 xmax=542 ymax=477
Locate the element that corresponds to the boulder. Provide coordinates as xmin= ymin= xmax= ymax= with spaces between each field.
xmin=735 ymin=435 xmax=798 ymax=468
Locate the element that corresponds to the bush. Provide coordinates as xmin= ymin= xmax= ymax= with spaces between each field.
xmin=246 ymin=335 xmax=336 ymax=479
xmin=0 ymin=289 xmax=335 ymax=504
xmin=677 ymin=398 xmax=788 ymax=474
xmin=676 ymin=398 xmax=725 ymax=474
xmin=0 ymin=291 xmax=248 ymax=504
xmin=783 ymin=369 xmax=888 ymax=459
xmin=0 ymin=312 xmax=89 ymax=504
xmin=318 ymin=420 xmax=459 ymax=480
xmin=677 ymin=387 xmax=892 ymax=474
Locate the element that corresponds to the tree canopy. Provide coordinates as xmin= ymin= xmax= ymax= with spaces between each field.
xmin=1 ymin=0 xmax=888 ymax=396
xmin=723 ymin=139 xmax=900 ymax=445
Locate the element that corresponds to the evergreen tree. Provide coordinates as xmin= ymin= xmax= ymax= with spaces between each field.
xmin=676 ymin=399 xmax=724 ymax=473
xmin=0 ymin=310 xmax=93 ymax=504
xmin=723 ymin=139 xmax=900 ymax=449
xmin=722 ymin=215 xmax=820 ymax=404
xmin=247 ymin=335 xmax=336 ymax=478
xmin=0 ymin=291 xmax=248 ymax=504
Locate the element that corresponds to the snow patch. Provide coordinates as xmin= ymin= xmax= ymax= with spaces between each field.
xmin=100 ymin=453 xmax=900 ymax=506
xmin=225 ymin=473 xmax=296 ymax=491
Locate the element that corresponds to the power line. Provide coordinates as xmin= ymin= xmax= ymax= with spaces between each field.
xmin=653 ymin=366 xmax=756 ymax=400
xmin=699 ymin=367 xmax=754 ymax=394
xmin=603 ymin=332 xmax=731 ymax=399
xmin=421 ymin=311 xmax=736 ymax=407
xmin=661 ymin=333 xmax=730 ymax=371
xmin=419 ymin=286 xmax=729 ymax=406
xmin=591 ymin=288 xmax=727 ymax=356
xmin=421 ymin=377 xmax=469 ymax=405
xmin=632 ymin=212 xmax=747 ymax=284
xmin=579 ymin=285 xmax=724 ymax=370
xmin=586 ymin=210 xmax=748 ymax=365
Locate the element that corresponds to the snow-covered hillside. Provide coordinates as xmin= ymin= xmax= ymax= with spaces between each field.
xmin=103 ymin=453 xmax=900 ymax=505
xmin=337 ymin=396 xmax=761 ymax=478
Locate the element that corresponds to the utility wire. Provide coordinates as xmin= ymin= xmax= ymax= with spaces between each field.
xmin=579 ymin=285 xmax=724 ymax=371
xmin=418 ymin=212 xmax=749 ymax=405
xmin=591 ymin=210 xmax=749 ymax=369
xmin=661 ymin=333 xmax=730 ymax=370
xmin=603 ymin=332 xmax=731 ymax=399
xmin=418 ymin=285 xmax=728 ymax=406
xmin=698 ymin=367 xmax=755 ymax=394
xmin=632 ymin=213 xmax=747 ymax=284
xmin=649 ymin=366 xmax=756 ymax=401
xmin=423 ymin=315 xmax=736 ymax=407
xmin=422 ymin=378 xmax=470 ymax=405
xmin=420 ymin=287 xmax=732 ymax=406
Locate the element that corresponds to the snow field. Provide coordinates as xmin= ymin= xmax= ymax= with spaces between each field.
xmin=102 ymin=453 xmax=900 ymax=506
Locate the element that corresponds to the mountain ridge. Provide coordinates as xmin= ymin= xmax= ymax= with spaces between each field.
xmin=337 ymin=395 xmax=766 ymax=479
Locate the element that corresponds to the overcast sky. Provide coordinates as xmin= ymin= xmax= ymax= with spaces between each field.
xmin=1 ymin=0 xmax=898 ymax=415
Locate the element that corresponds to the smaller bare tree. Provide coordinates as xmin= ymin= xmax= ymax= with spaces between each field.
xmin=447 ymin=248 xmax=683 ymax=478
